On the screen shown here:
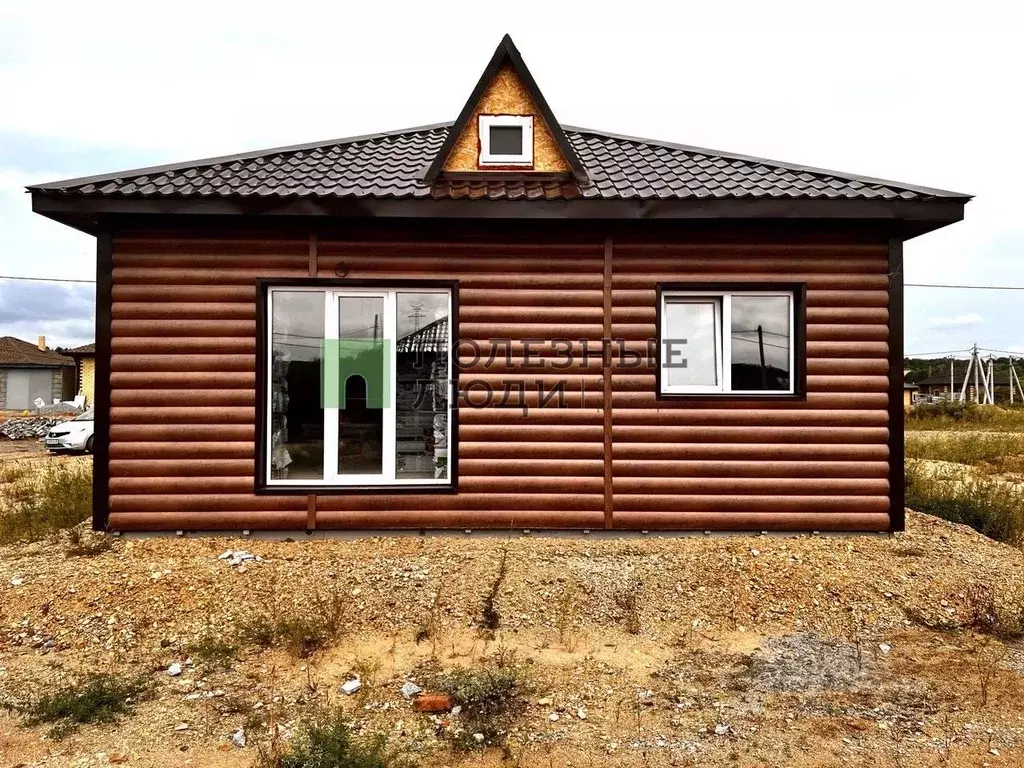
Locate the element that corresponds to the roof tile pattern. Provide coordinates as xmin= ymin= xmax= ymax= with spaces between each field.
xmin=34 ymin=124 xmax=965 ymax=202
xmin=0 ymin=337 xmax=74 ymax=367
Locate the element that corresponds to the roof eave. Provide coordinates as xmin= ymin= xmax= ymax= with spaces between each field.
xmin=31 ymin=189 xmax=966 ymax=239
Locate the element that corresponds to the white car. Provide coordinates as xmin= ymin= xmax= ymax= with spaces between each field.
xmin=44 ymin=408 xmax=95 ymax=453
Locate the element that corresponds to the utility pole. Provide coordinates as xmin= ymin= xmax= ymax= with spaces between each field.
xmin=989 ymin=355 xmax=995 ymax=404
xmin=959 ymin=346 xmax=975 ymax=403
xmin=974 ymin=344 xmax=980 ymax=404
xmin=757 ymin=325 xmax=767 ymax=389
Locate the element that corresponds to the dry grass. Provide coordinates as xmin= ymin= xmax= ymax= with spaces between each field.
xmin=0 ymin=462 xmax=91 ymax=544
xmin=905 ymin=431 xmax=1024 ymax=474
xmin=907 ymin=402 xmax=1024 ymax=431
xmin=905 ymin=460 xmax=1024 ymax=545
xmin=237 ymin=588 xmax=349 ymax=658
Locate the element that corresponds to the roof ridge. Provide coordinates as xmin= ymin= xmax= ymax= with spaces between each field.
xmin=563 ymin=125 xmax=973 ymax=200
xmin=27 ymin=122 xmax=454 ymax=192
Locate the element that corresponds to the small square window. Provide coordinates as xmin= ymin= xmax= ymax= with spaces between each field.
xmin=479 ymin=115 xmax=533 ymax=166
xmin=489 ymin=125 xmax=524 ymax=156
xmin=658 ymin=286 xmax=803 ymax=396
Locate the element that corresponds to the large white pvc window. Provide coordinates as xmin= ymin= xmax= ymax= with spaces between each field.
xmin=266 ymin=286 xmax=452 ymax=487
xmin=660 ymin=289 xmax=795 ymax=395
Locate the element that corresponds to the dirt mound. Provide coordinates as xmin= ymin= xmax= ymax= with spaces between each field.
xmin=1 ymin=512 xmax=1023 ymax=767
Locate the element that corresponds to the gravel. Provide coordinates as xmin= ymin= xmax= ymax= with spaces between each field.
xmin=1 ymin=510 xmax=1023 ymax=766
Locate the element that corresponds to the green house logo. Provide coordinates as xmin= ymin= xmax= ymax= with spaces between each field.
xmin=321 ymin=338 xmax=391 ymax=409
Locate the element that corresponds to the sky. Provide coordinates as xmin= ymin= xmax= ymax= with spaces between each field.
xmin=0 ymin=1 xmax=1020 ymax=356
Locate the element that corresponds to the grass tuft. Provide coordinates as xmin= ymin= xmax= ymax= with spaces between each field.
xmin=432 ymin=648 xmax=530 ymax=750
xmin=256 ymin=706 xmax=412 ymax=768
xmin=479 ymin=549 xmax=508 ymax=631
xmin=905 ymin=460 xmax=1024 ymax=545
xmin=614 ymin=577 xmax=644 ymax=635
xmin=187 ymin=634 xmax=238 ymax=670
xmin=64 ymin=526 xmax=113 ymax=557
xmin=237 ymin=589 xmax=348 ymax=658
xmin=0 ymin=462 xmax=92 ymax=544
xmin=2 ymin=673 xmax=151 ymax=738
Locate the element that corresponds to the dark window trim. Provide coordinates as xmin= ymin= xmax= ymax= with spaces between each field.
xmin=653 ymin=281 xmax=807 ymax=401
xmin=254 ymin=277 xmax=460 ymax=496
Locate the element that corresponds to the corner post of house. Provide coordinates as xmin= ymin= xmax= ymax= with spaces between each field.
xmin=93 ymin=232 xmax=113 ymax=531
xmin=887 ymin=237 xmax=905 ymax=533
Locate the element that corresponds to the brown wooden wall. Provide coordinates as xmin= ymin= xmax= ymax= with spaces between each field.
xmin=105 ymin=234 xmax=890 ymax=533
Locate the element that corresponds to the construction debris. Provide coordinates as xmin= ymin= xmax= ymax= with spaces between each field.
xmin=218 ymin=550 xmax=262 ymax=567
xmin=0 ymin=417 xmax=63 ymax=440
xmin=412 ymin=693 xmax=455 ymax=713
xmin=35 ymin=402 xmax=81 ymax=417
xmin=401 ymin=681 xmax=422 ymax=699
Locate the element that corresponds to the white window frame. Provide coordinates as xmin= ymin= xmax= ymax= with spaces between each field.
xmin=478 ymin=115 xmax=534 ymax=166
xmin=660 ymin=289 xmax=795 ymax=396
xmin=266 ymin=286 xmax=453 ymax=488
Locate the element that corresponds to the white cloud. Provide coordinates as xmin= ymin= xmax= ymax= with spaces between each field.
xmin=929 ymin=313 xmax=984 ymax=328
xmin=0 ymin=1 xmax=1022 ymax=354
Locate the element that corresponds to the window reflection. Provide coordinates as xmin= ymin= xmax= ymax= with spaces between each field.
xmin=338 ymin=296 xmax=384 ymax=475
xmin=664 ymin=300 xmax=719 ymax=388
xmin=730 ymin=295 xmax=790 ymax=391
xmin=396 ymin=293 xmax=449 ymax=480
xmin=270 ymin=291 xmax=324 ymax=480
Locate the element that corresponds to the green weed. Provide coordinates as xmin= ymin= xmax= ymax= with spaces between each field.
xmin=2 ymin=673 xmax=151 ymax=738
xmin=431 ymin=649 xmax=531 ymax=750
xmin=255 ymin=706 xmax=413 ymax=768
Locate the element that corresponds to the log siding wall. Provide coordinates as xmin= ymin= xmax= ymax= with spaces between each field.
xmin=105 ymin=234 xmax=892 ymax=533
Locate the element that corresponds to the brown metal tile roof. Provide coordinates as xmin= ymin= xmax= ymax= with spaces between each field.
xmin=28 ymin=123 xmax=969 ymax=203
xmin=0 ymin=337 xmax=74 ymax=367
xmin=397 ymin=317 xmax=449 ymax=354
xmin=65 ymin=343 xmax=96 ymax=355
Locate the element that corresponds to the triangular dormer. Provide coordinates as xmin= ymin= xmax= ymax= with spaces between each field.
xmin=423 ymin=35 xmax=589 ymax=185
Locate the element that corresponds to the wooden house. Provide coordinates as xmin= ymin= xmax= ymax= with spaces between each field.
xmin=28 ymin=36 xmax=970 ymax=534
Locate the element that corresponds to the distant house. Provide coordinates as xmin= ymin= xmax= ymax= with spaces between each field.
xmin=0 ymin=336 xmax=75 ymax=410
xmin=64 ymin=343 xmax=96 ymax=406
xmin=903 ymin=383 xmax=919 ymax=408
xmin=914 ymin=363 xmax=1013 ymax=403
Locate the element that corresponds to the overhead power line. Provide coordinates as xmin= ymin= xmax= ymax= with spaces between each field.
xmin=904 ymin=348 xmax=971 ymax=357
xmin=0 ymin=275 xmax=95 ymax=284
xmin=906 ymin=282 xmax=1024 ymax=291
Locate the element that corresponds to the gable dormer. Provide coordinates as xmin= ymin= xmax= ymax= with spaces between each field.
xmin=423 ymin=35 xmax=589 ymax=184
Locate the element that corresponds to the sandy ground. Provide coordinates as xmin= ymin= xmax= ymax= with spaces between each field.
xmin=0 ymin=438 xmax=51 ymax=461
xmin=1 ymin=509 xmax=1023 ymax=767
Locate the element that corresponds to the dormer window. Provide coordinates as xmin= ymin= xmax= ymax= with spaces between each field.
xmin=479 ymin=115 xmax=533 ymax=167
